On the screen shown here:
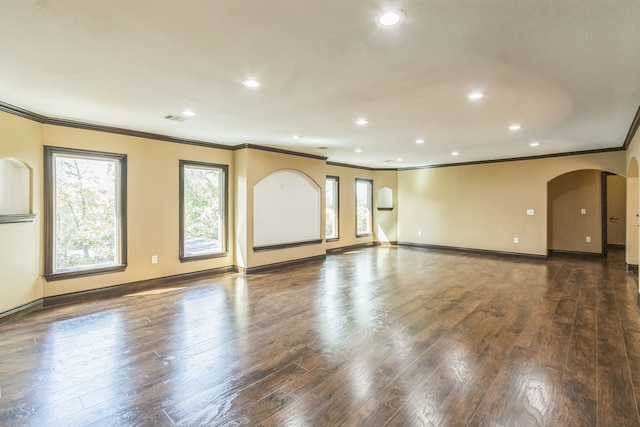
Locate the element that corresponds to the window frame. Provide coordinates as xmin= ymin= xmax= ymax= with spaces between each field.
xmin=325 ymin=175 xmax=340 ymax=242
xmin=355 ymin=178 xmax=373 ymax=237
xmin=179 ymin=160 xmax=229 ymax=262
xmin=44 ymin=146 xmax=127 ymax=281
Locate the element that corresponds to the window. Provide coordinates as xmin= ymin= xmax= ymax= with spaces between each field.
xmin=180 ymin=161 xmax=228 ymax=261
xmin=44 ymin=147 xmax=127 ymax=280
xmin=356 ymin=178 xmax=373 ymax=236
xmin=326 ymin=176 xmax=339 ymax=241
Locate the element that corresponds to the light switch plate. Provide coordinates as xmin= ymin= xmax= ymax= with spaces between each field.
xmin=527 ymin=209 xmax=534 ymax=216
xmin=581 ymin=208 xmax=587 ymax=215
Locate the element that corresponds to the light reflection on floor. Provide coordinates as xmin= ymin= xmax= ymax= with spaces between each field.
xmin=123 ymin=287 xmax=186 ymax=297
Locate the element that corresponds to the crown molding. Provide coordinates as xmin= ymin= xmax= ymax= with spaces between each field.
xmin=233 ymin=143 xmax=328 ymax=161
xmin=398 ymin=147 xmax=625 ymax=171
xmin=45 ymin=117 xmax=231 ymax=150
xmin=623 ymin=103 xmax=640 ymax=149
xmin=327 ymin=161 xmax=397 ymax=171
xmin=0 ymin=99 xmax=633 ymax=172
xmin=0 ymin=101 xmax=47 ymax=122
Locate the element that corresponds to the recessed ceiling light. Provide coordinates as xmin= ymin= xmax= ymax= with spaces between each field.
xmin=355 ymin=149 xmax=363 ymax=153
xmin=376 ymin=9 xmax=405 ymax=27
xmin=292 ymin=134 xmax=300 ymax=139
xmin=530 ymin=141 xmax=540 ymax=147
xmin=415 ymin=138 xmax=425 ymax=144
xmin=355 ymin=118 xmax=368 ymax=126
xmin=396 ymin=158 xmax=403 ymax=162
xmin=509 ymin=124 xmax=523 ymax=131
xmin=467 ymin=91 xmax=485 ymax=101
xmin=181 ymin=110 xmax=197 ymax=117
xmin=242 ymin=79 xmax=262 ymax=88
xmin=451 ymin=151 xmax=459 ymax=156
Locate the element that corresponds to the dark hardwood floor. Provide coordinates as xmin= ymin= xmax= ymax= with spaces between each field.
xmin=1 ymin=246 xmax=640 ymax=426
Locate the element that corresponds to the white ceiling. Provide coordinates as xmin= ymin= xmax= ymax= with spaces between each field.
xmin=1 ymin=0 xmax=639 ymax=168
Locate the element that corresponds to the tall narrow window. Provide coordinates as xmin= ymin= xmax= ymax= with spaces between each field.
xmin=326 ymin=176 xmax=339 ymax=241
xmin=356 ymin=178 xmax=373 ymax=237
xmin=180 ymin=161 xmax=228 ymax=261
xmin=44 ymin=147 xmax=127 ymax=280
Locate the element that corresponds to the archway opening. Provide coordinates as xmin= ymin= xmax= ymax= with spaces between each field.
xmin=547 ymin=169 xmax=625 ymax=257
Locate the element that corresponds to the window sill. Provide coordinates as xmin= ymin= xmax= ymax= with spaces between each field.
xmin=356 ymin=233 xmax=373 ymax=238
xmin=326 ymin=237 xmax=340 ymax=243
xmin=180 ymin=251 xmax=229 ymax=263
xmin=0 ymin=214 xmax=36 ymax=224
xmin=44 ymin=264 xmax=127 ymax=282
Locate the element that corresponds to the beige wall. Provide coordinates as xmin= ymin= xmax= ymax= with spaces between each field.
xmin=0 ymin=103 xmax=635 ymax=315
xmin=626 ymin=130 xmax=640 ymax=267
xmin=0 ymin=112 xmax=44 ymax=313
xmin=234 ymin=149 xmax=249 ymax=268
xmin=626 ymin=177 xmax=639 ymax=264
xmin=626 ymin=157 xmax=638 ymax=265
xmin=627 ymin=131 xmax=640 ymax=272
xmin=41 ymin=125 xmax=236 ymax=297
xmin=373 ymin=170 xmax=399 ymax=244
xmin=1 ymin=111 xmax=395 ymax=313
xmin=322 ymin=165 xmax=398 ymax=249
xmin=325 ymin=165 xmax=374 ymax=250
xmin=236 ymin=148 xmax=326 ymax=268
xmin=398 ymin=151 xmax=625 ymax=256
xmin=548 ymin=170 xmax=602 ymax=253
xmin=607 ymin=174 xmax=626 ymax=245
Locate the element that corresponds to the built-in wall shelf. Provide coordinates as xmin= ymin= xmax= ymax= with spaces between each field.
xmin=0 ymin=214 xmax=36 ymax=224
xmin=1 ymin=157 xmax=34 ymax=223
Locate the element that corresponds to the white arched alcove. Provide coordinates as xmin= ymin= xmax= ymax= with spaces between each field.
xmin=377 ymin=187 xmax=393 ymax=210
xmin=253 ymin=170 xmax=321 ymax=249
xmin=0 ymin=158 xmax=34 ymax=223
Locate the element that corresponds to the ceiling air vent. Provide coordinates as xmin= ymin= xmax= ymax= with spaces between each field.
xmin=162 ymin=114 xmax=188 ymax=123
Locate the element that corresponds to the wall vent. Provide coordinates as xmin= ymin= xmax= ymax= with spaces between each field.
xmin=162 ymin=114 xmax=188 ymax=122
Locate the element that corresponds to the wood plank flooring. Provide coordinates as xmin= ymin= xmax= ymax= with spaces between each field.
xmin=1 ymin=246 xmax=640 ymax=426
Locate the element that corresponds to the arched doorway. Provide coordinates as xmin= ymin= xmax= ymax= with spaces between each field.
xmin=548 ymin=169 xmax=626 ymax=257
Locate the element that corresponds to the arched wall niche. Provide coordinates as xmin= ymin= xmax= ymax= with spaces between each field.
xmin=0 ymin=157 xmax=35 ymax=223
xmin=253 ymin=169 xmax=321 ymax=250
xmin=377 ymin=187 xmax=393 ymax=210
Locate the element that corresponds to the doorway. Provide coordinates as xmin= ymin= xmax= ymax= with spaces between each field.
xmin=548 ymin=169 xmax=625 ymax=257
xmin=602 ymin=172 xmax=627 ymax=257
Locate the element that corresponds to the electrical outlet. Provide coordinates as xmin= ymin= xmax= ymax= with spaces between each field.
xmin=514 ymin=237 xmax=519 ymax=243
xmin=151 ymin=255 xmax=158 ymax=264
xmin=581 ymin=208 xmax=587 ymax=215
xmin=586 ymin=236 xmax=591 ymax=243
xmin=526 ymin=209 xmax=534 ymax=216
xmin=418 ymin=231 xmax=421 ymax=236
